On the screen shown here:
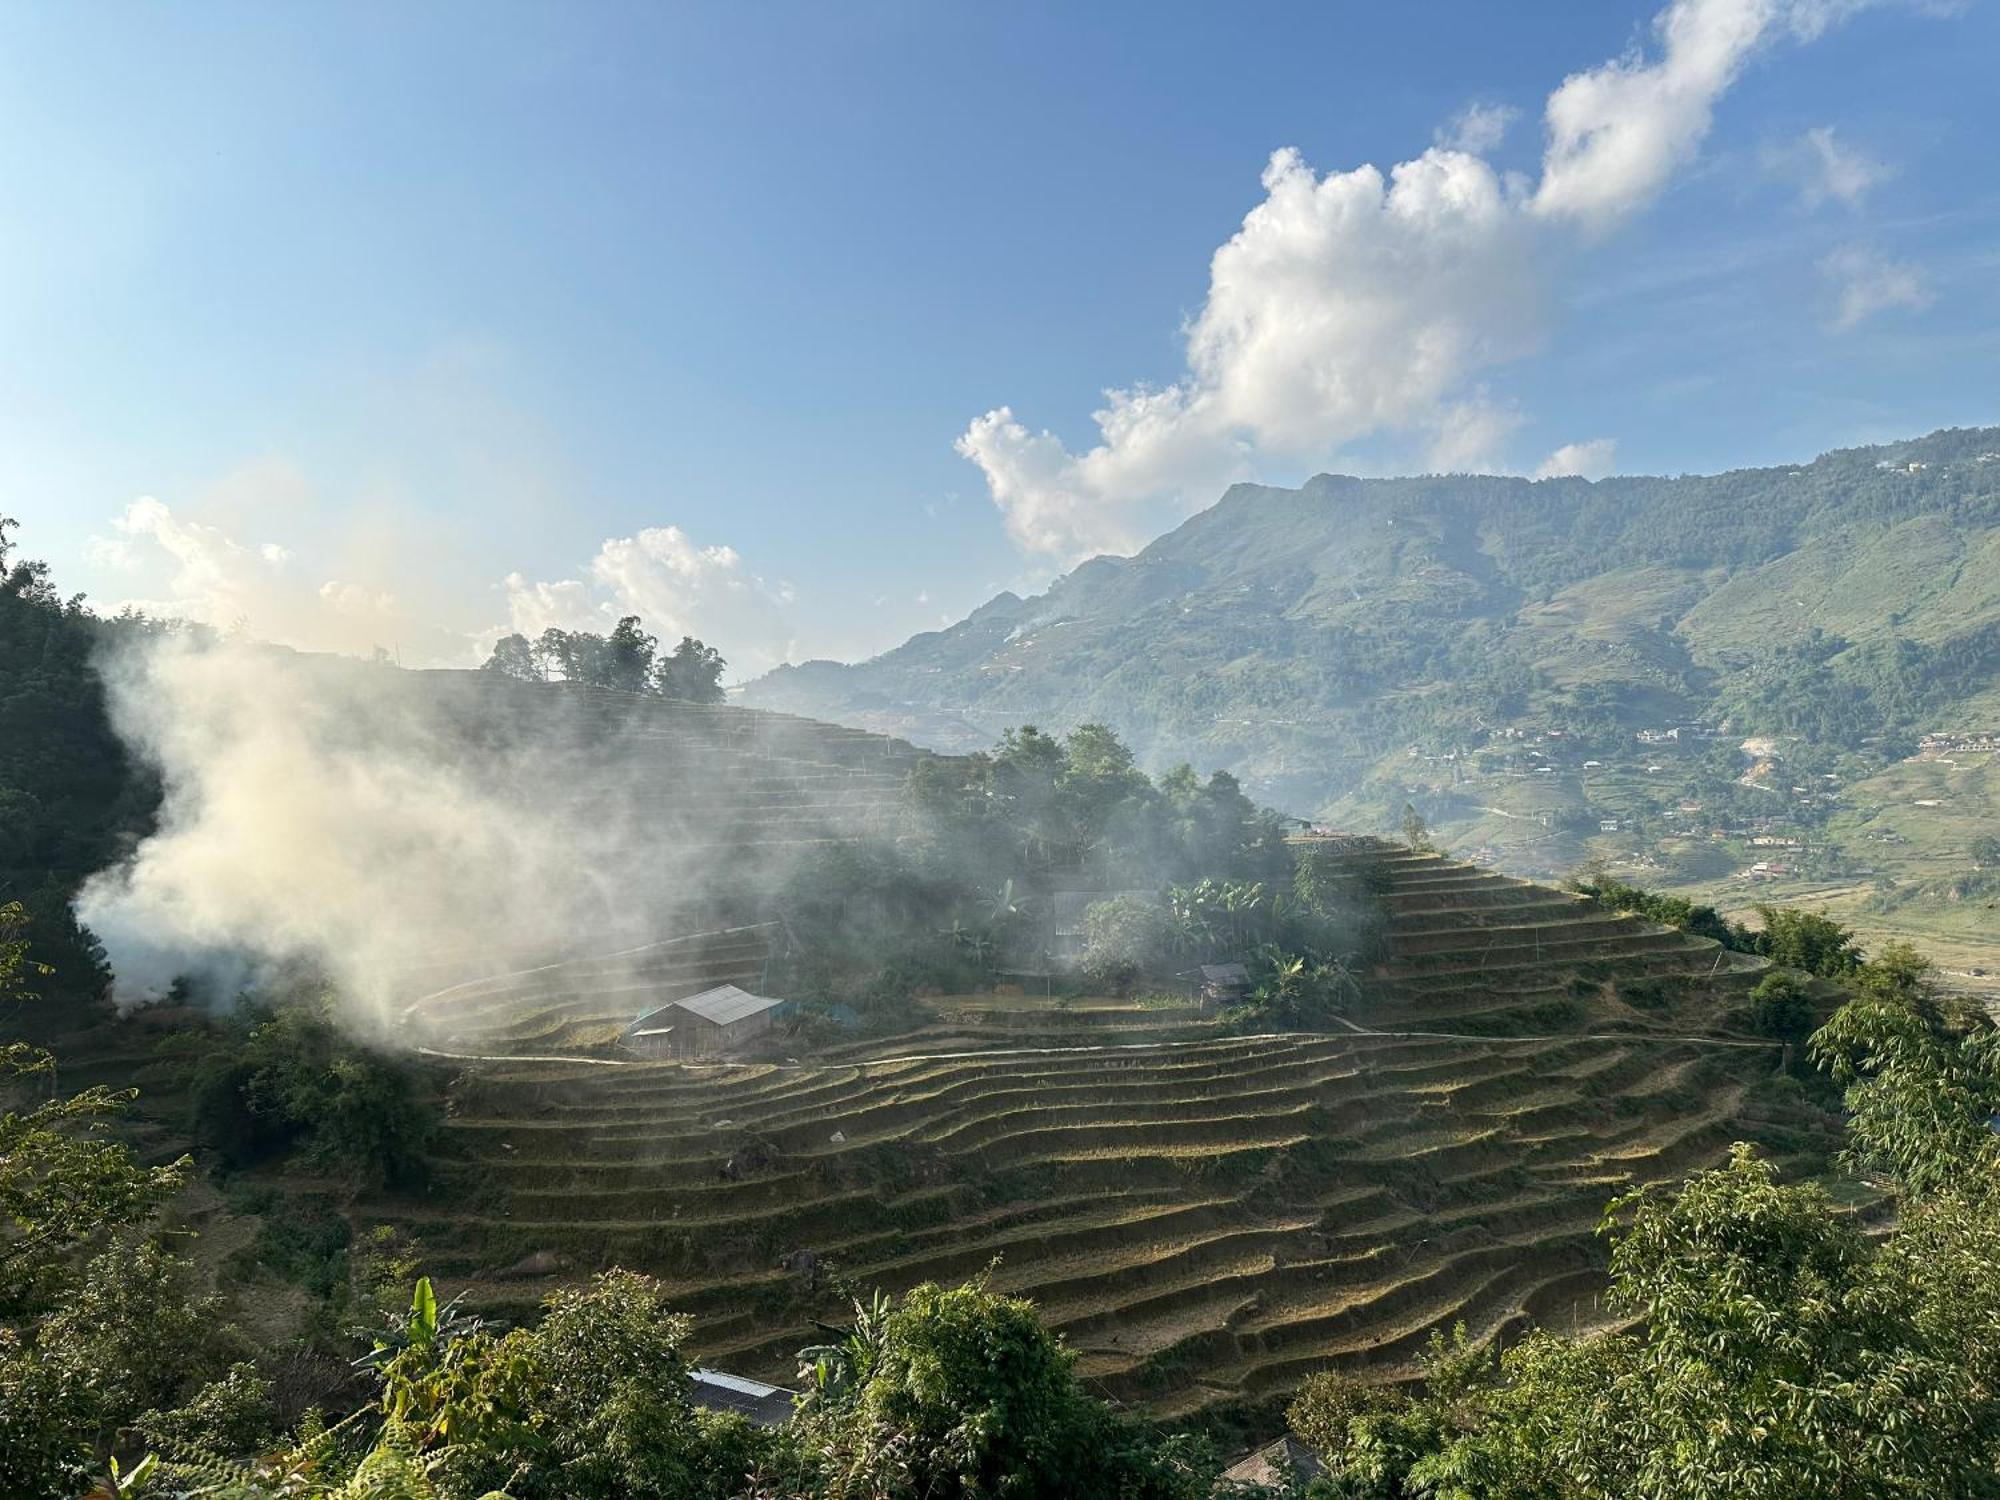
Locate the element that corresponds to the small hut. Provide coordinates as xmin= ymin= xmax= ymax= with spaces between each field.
xmin=1196 ymin=962 xmax=1251 ymax=1007
xmin=622 ymin=984 xmax=788 ymax=1059
xmin=1222 ymin=1435 xmax=1322 ymax=1487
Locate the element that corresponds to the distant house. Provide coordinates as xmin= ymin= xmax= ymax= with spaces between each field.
xmin=1598 ymin=818 xmax=1620 ymax=833
xmin=622 ymin=984 xmax=788 ymax=1059
xmin=690 ymin=1368 xmax=794 ymax=1427
xmin=1222 ymin=1436 xmax=1323 ymax=1488
xmin=1196 ymin=962 xmax=1252 ymax=1006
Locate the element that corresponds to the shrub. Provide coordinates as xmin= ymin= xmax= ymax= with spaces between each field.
xmin=1748 ymin=970 xmax=1815 ymax=1039
xmin=189 ymin=998 xmax=440 ymax=1188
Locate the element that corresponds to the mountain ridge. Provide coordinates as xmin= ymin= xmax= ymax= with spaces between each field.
xmin=744 ymin=425 xmax=2000 ymax=815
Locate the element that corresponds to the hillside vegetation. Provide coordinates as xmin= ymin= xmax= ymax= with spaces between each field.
xmin=748 ymin=428 xmax=2000 ymax=814
xmin=8 ymin=512 xmax=2000 ymax=1495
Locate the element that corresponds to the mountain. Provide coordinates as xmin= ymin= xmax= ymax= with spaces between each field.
xmin=744 ymin=426 xmax=2000 ymax=823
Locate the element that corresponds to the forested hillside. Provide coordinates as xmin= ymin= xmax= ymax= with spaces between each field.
xmin=0 ymin=519 xmax=159 ymax=1004
xmin=745 ymin=427 xmax=2000 ymax=815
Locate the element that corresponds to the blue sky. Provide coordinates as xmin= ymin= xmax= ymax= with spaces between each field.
xmin=2 ymin=0 xmax=1996 ymax=673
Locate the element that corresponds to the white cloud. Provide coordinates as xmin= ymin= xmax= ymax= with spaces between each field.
xmin=1438 ymin=101 xmax=1519 ymax=155
xmin=91 ymin=492 xmax=797 ymax=678
xmin=1773 ymin=124 xmax=1889 ymax=208
xmin=500 ymin=524 xmax=797 ymax=678
xmin=960 ymin=0 xmax=1878 ymax=562
xmin=959 ymin=144 xmax=1540 ymax=557
xmin=1532 ymin=0 xmax=1781 ymax=233
xmin=1821 ymin=243 xmax=1931 ymax=328
xmin=1534 ymin=437 xmax=1620 ymax=479
xmin=91 ymin=496 xmax=406 ymax=652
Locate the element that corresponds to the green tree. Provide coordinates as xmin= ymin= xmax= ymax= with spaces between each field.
xmin=654 ymin=635 xmax=727 ymax=704
xmin=33 ymin=1238 xmax=246 ymax=1452
xmin=187 ymin=999 xmax=439 ymax=1188
xmin=1746 ymin=968 xmax=1815 ymax=1040
xmin=0 ymin=1007 xmax=201 ymax=1498
xmin=604 ymin=614 xmax=659 ymax=693
xmin=1973 ymin=834 xmax=2000 ymax=870
xmin=1752 ymin=904 xmax=1862 ymax=977
xmin=373 ymin=1269 xmax=764 ymax=1500
xmin=1 ymin=1044 xmax=191 ymax=1318
xmin=1810 ymin=942 xmax=2000 ymax=1195
xmin=1404 ymin=1145 xmax=2000 ymax=1499
xmin=479 ymin=631 xmax=541 ymax=681
xmin=798 ymin=1280 xmax=1213 ymax=1499
xmin=1079 ymin=894 xmax=1167 ymax=994
xmin=1401 ymin=801 xmax=1433 ymax=853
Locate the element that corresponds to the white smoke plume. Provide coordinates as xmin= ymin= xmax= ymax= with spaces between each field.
xmin=74 ymin=634 xmax=841 ymax=1025
xmin=76 ymin=641 xmax=583 ymax=1021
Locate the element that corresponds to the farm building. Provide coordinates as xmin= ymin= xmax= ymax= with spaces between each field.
xmin=1222 ymin=1436 xmax=1322 ymax=1487
xmin=690 ymin=1368 xmax=794 ymax=1427
xmin=622 ymin=983 xmax=788 ymax=1058
xmin=1196 ymin=962 xmax=1251 ymax=1006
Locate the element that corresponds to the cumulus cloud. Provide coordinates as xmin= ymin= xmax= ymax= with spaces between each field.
xmin=90 ymin=491 xmax=800 ymax=678
xmin=1821 ymin=243 xmax=1931 ymax=328
xmin=499 ymin=524 xmax=797 ymax=678
xmin=1530 ymin=0 xmax=1779 ymax=232
xmin=959 ymin=0 xmax=1881 ymax=562
xmin=1534 ymin=438 xmax=1620 ymax=479
xmin=89 ymin=497 xmax=406 ymax=653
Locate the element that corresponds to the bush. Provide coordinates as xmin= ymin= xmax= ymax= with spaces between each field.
xmin=1748 ymin=970 xmax=1815 ymax=1039
xmin=1751 ymin=905 xmax=1861 ymax=977
xmin=188 ymin=998 xmax=440 ymax=1188
xmin=799 ymin=1281 xmax=1215 ymax=1499
xmin=136 ymin=1362 xmax=280 ymax=1462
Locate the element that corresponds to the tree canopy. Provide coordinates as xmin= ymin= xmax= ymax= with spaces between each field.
xmin=480 ymin=618 xmax=728 ymax=703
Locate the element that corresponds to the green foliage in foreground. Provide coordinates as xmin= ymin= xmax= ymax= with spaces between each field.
xmin=1276 ymin=942 xmax=2000 ymax=1500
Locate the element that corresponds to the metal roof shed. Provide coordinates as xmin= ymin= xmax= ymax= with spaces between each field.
xmin=690 ymin=1367 xmax=795 ymax=1427
xmin=622 ymin=983 xmax=788 ymax=1058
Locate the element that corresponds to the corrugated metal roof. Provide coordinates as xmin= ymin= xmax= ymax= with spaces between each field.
xmin=691 ymin=1368 xmax=795 ymax=1427
xmin=673 ymin=984 xmax=786 ymax=1027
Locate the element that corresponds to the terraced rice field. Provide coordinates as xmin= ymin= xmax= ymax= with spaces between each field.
xmin=1311 ymin=840 xmax=1768 ymax=1033
xmin=395 ymin=1023 xmax=1817 ymax=1422
xmin=382 ymin=814 xmax=1790 ymax=1422
xmin=407 ymin=925 xmax=779 ymax=1054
